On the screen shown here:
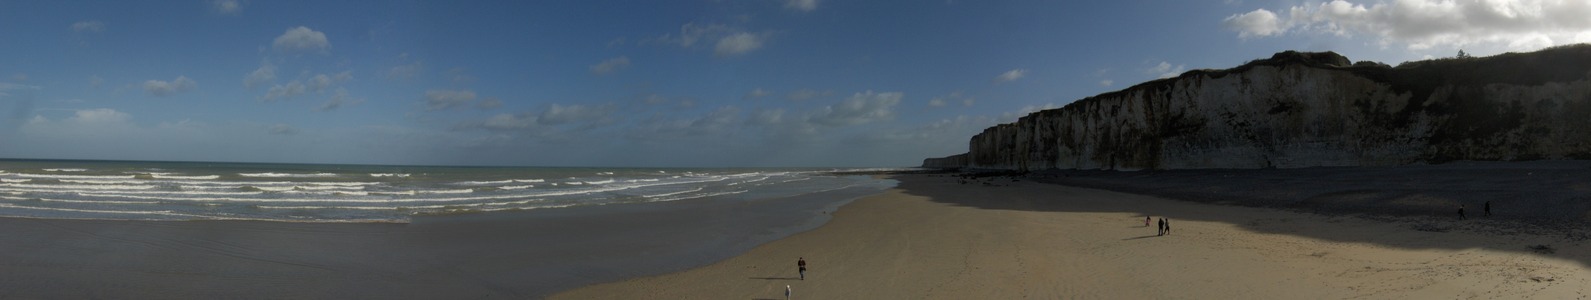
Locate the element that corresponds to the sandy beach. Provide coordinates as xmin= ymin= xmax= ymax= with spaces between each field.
xmin=555 ymin=173 xmax=1591 ymax=299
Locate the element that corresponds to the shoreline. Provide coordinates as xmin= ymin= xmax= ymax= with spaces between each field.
xmin=553 ymin=173 xmax=1591 ymax=299
xmin=0 ymin=180 xmax=892 ymax=299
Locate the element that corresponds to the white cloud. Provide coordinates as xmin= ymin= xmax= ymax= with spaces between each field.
xmin=212 ymin=0 xmax=243 ymax=15
xmin=787 ymin=88 xmax=832 ymax=101
xmin=268 ymin=124 xmax=298 ymax=135
xmin=1222 ymin=9 xmax=1284 ymax=38
xmin=808 ymin=91 xmax=902 ymax=126
xmin=927 ymin=91 xmax=973 ymax=108
xmin=715 ymin=33 xmax=765 ymax=57
xmin=89 ymin=75 xmax=103 ymax=88
xmin=539 ymin=104 xmax=615 ymax=125
xmin=1225 ymin=0 xmax=1591 ymax=51
xmin=387 ymin=61 xmax=423 ymax=80
xmin=1148 ymin=61 xmax=1186 ymax=79
xmin=272 ymin=26 xmax=330 ymax=53
xmin=1100 ymin=79 xmax=1115 ymax=86
xmin=477 ymin=97 xmax=503 ymax=110
xmin=307 ymin=71 xmax=352 ymax=93
xmin=143 ymin=76 xmax=197 ymax=96
xmin=651 ymin=23 xmax=769 ymax=57
xmin=744 ymin=88 xmax=770 ymax=100
xmin=263 ymin=81 xmax=306 ymax=101
xmin=243 ymin=63 xmax=275 ymax=89
xmin=482 ymin=113 xmax=538 ymax=130
xmin=785 ymin=0 xmax=820 ymax=12
xmin=425 ymin=89 xmax=477 ymax=111
xmin=69 ymin=108 xmax=130 ymax=123
xmin=70 ymin=21 xmax=104 ymax=33
xmin=995 ymin=69 xmax=1027 ymax=82
xmin=589 ymin=56 xmax=631 ymax=75
xmin=316 ymin=88 xmax=363 ymax=112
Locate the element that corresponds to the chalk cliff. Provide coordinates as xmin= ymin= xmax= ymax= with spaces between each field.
xmin=924 ymin=45 xmax=1591 ymax=170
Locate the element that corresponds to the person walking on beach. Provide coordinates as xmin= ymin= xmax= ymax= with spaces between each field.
xmin=1157 ymin=218 xmax=1165 ymax=236
xmin=1164 ymin=219 xmax=1171 ymax=235
xmin=785 ymin=285 xmax=791 ymax=300
xmin=1145 ymin=216 xmax=1152 ymax=227
xmin=1458 ymin=204 xmax=1466 ymax=220
xmin=798 ymin=257 xmax=807 ymax=280
xmin=1485 ymin=200 xmax=1492 ymax=217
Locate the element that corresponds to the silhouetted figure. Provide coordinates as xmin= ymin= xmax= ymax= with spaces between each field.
xmin=785 ymin=285 xmax=791 ymax=300
xmin=1157 ymin=218 xmax=1166 ymax=236
xmin=797 ymin=257 xmax=807 ymax=280
xmin=1145 ymin=216 xmax=1151 ymax=227
xmin=1458 ymin=204 xmax=1466 ymax=220
xmin=1164 ymin=219 xmax=1171 ymax=235
xmin=1484 ymin=201 xmax=1492 ymax=217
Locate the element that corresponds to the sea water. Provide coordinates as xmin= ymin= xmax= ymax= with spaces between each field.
xmin=0 ymin=159 xmax=905 ymax=222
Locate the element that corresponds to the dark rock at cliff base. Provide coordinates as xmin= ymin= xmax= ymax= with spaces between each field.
xmin=924 ymin=44 xmax=1591 ymax=171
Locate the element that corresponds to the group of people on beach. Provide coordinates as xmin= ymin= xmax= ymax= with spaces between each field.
xmin=1458 ymin=200 xmax=1493 ymax=220
xmin=1146 ymin=216 xmax=1170 ymax=236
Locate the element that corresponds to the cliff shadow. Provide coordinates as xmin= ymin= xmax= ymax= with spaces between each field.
xmin=895 ymin=162 xmax=1591 ymax=267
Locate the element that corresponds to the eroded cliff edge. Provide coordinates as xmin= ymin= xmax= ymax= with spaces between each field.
xmin=924 ymin=45 xmax=1591 ymax=171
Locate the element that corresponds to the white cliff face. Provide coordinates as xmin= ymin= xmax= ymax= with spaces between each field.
xmin=930 ymin=49 xmax=1591 ymax=171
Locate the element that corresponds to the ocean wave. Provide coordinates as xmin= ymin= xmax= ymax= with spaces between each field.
xmin=641 ymin=187 xmax=703 ymax=198
xmin=419 ymin=189 xmax=474 ymax=194
xmin=648 ymin=190 xmax=748 ymax=203
xmin=0 ymin=183 xmax=158 ymax=190
xmin=43 ymin=168 xmax=88 ymax=172
xmin=584 ymin=179 xmax=615 ymax=185
xmin=499 ymin=185 xmax=533 ymax=190
xmin=9 ymin=173 xmax=136 ymax=180
xmin=596 ymin=172 xmax=615 ymax=175
xmin=151 ymin=174 xmax=220 ymax=180
xmin=370 ymin=173 xmax=410 ymax=178
xmin=251 ymin=185 xmax=364 ymax=192
xmin=454 ymin=179 xmax=514 ymax=185
xmin=563 ymin=182 xmax=584 ymax=185
xmin=0 ymin=179 xmax=30 ymax=183
xmin=728 ymin=176 xmax=769 ymax=186
xmin=513 ymin=179 xmax=545 ymax=183
xmin=37 ymin=198 xmax=162 ymax=205
xmin=239 ymin=172 xmax=340 ymax=178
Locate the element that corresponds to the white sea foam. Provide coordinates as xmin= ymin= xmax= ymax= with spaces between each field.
xmin=10 ymin=173 xmax=135 ymax=180
xmin=0 ymin=183 xmax=158 ymax=190
xmin=151 ymin=174 xmax=219 ymax=180
xmin=597 ymin=172 xmax=614 ymax=175
xmin=454 ymin=179 xmax=514 ymax=185
xmin=512 ymin=179 xmax=545 ymax=183
xmin=370 ymin=173 xmax=410 ymax=178
xmin=0 ymin=179 xmax=30 ymax=183
xmin=253 ymin=185 xmax=364 ymax=192
xmin=239 ymin=172 xmax=339 ymax=178
xmin=624 ymin=179 xmax=660 ymax=183
xmin=642 ymin=187 xmax=703 ymax=198
xmin=419 ymin=189 xmax=474 ymax=194
xmin=563 ymin=182 xmax=584 ymax=185
xmin=584 ymin=179 xmax=615 ymax=185
xmin=43 ymin=168 xmax=88 ymax=172
xmin=499 ymin=185 xmax=533 ymax=190
xmin=39 ymin=198 xmax=161 ymax=205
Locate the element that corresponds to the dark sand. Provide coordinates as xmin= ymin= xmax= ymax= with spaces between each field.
xmin=0 ymin=183 xmax=888 ymax=299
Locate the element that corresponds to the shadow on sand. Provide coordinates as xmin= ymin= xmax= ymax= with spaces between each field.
xmin=903 ymin=163 xmax=1591 ymax=267
xmin=748 ymin=276 xmax=801 ymax=280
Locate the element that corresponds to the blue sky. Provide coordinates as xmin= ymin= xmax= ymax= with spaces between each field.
xmin=3 ymin=0 xmax=1588 ymax=167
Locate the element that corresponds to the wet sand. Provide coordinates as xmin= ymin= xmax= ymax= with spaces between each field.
xmin=0 ymin=184 xmax=886 ymax=299
xmin=555 ymin=173 xmax=1591 ymax=299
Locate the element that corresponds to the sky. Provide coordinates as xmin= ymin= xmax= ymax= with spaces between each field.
xmin=2 ymin=0 xmax=1590 ymax=167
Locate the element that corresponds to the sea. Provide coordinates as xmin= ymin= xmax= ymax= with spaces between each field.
xmin=0 ymin=159 xmax=905 ymax=223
